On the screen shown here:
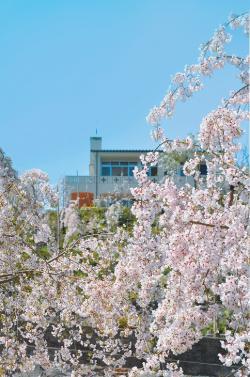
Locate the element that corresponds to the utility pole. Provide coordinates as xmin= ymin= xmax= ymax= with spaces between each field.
xmin=77 ymin=170 xmax=79 ymax=208
xmin=56 ymin=184 xmax=60 ymax=251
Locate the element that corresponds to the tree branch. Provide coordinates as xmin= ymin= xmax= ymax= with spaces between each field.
xmin=190 ymin=220 xmax=229 ymax=229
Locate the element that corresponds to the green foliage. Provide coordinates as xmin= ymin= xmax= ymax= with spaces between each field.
xmin=73 ymin=270 xmax=88 ymax=278
xmin=159 ymin=267 xmax=172 ymax=288
xmin=23 ymin=285 xmax=32 ymax=293
xmin=148 ymin=337 xmax=157 ymax=351
xmin=128 ymin=290 xmax=138 ymax=303
xmin=80 ymin=207 xmax=106 ymax=224
xmin=47 ymin=210 xmax=58 ymax=236
xmin=88 ymin=253 xmax=99 ymax=266
xmin=161 ymin=134 xmax=198 ymax=176
xmin=202 ymin=309 xmax=232 ymax=336
xmin=118 ymin=316 xmax=128 ymax=329
xmin=118 ymin=206 xmax=136 ymax=229
xmin=162 ymin=266 xmax=172 ymax=276
xmin=47 ymin=206 xmax=135 ymax=245
xmin=35 ymin=244 xmax=51 ymax=260
xmin=21 ymin=251 xmax=30 ymax=261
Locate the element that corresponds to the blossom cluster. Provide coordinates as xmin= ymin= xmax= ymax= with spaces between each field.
xmin=147 ymin=13 xmax=249 ymax=140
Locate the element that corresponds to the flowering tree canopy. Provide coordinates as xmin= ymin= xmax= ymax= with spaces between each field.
xmin=0 ymin=12 xmax=249 ymax=377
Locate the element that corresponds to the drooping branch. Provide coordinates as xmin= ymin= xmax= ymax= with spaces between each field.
xmin=190 ymin=220 xmax=229 ymax=230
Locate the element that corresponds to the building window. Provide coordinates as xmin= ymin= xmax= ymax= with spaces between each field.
xmin=128 ymin=166 xmax=135 ymax=176
xmin=101 ymin=162 xmax=137 ymax=176
xmin=101 ymin=166 xmax=111 ymax=176
xmin=112 ymin=166 xmax=128 ymax=176
xmin=179 ymin=162 xmax=207 ymax=176
xmin=101 ymin=162 xmax=159 ymax=177
xmin=199 ymin=163 xmax=207 ymax=175
xmin=150 ymin=166 xmax=158 ymax=176
xmin=180 ymin=163 xmax=185 ymax=176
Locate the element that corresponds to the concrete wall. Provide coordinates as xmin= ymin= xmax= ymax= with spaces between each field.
xmin=63 ymin=175 xmax=195 ymax=204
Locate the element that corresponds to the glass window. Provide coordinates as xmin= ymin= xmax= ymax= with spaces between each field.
xmin=111 ymin=167 xmax=128 ymax=176
xmin=121 ymin=167 xmax=128 ymax=176
xmin=112 ymin=167 xmax=122 ymax=176
xmin=146 ymin=166 xmax=158 ymax=176
xmin=180 ymin=163 xmax=185 ymax=176
xmin=150 ymin=166 xmax=158 ymax=176
xmin=101 ymin=166 xmax=111 ymax=176
xmin=101 ymin=162 xmax=138 ymax=176
xmin=129 ymin=166 xmax=135 ymax=176
xmin=200 ymin=164 xmax=207 ymax=175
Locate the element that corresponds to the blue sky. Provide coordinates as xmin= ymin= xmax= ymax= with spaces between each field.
xmin=0 ymin=0 xmax=248 ymax=184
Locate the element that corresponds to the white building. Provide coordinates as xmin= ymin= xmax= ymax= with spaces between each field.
xmin=63 ymin=136 xmax=201 ymax=206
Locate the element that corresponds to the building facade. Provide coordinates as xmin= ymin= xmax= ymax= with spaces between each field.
xmin=63 ymin=136 xmax=198 ymax=206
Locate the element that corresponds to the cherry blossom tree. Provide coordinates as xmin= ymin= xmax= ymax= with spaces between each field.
xmin=0 ymin=12 xmax=249 ymax=377
xmin=127 ymin=12 xmax=249 ymax=377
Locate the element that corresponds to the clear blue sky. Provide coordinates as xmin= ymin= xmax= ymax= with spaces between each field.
xmin=0 ymin=0 xmax=248 ymax=184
